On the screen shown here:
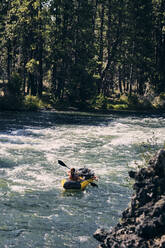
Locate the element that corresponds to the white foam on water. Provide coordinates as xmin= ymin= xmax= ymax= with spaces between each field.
xmin=1 ymin=113 xmax=165 ymax=248
xmin=77 ymin=236 xmax=89 ymax=242
xmin=1 ymin=114 xmax=165 ymax=194
xmin=10 ymin=185 xmax=27 ymax=193
xmin=5 ymin=161 xmax=61 ymax=192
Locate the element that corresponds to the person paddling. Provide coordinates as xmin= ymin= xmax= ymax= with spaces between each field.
xmin=68 ymin=168 xmax=81 ymax=181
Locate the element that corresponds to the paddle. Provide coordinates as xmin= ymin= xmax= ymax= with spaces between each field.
xmin=58 ymin=160 xmax=98 ymax=187
xmin=58 ymin=160 xmax=70 ymax=169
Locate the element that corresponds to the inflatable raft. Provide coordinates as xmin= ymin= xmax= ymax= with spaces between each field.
xmin=61 ymin=178 xmax=95 ymax=191
xmin=61 ymin=167 xmax=97 ymax=191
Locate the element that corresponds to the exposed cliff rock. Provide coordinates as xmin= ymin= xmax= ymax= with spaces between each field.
xmin=94 ymin=149 xmax=165 ymax=248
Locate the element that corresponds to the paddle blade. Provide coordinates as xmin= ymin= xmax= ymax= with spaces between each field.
xmin=58 ymin=160 xmax=70 ymax=169
xmin=90 ymin=182 xmax=98 ymax=187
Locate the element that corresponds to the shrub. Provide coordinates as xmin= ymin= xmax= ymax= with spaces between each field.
xmin=94 ymin=93 xmax=108 ymax=109
xmin=113 ymin=104 xmax=129 ymax=110
xmin=152 ymin=93 xmax=165 ymax=109
xmin=118 ymin=95 xmax=129 ymax=104
xmin=24 ymin=95 xmax=43 ymax=111
xmin=107 ymin=104 xmax=114 ymax=110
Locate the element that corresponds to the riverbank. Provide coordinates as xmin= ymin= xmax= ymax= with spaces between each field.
xmin=94 ymin=149 xmax=165 ymax=248
xmin=0 ymin=92 xmax=165 ymax=114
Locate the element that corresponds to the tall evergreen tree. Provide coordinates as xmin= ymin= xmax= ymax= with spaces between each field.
xmin=152 ymin=0 xmax=165 ymax=93
xmin=124 ymin=0 xmax=154 ymax=95
xmin=49 ymin=0 xmax=96 ymax=105
xmin=0 ymin=0 xmax=165 ymax=109
xmin=0 ymin=0 xmax=10 ymax=83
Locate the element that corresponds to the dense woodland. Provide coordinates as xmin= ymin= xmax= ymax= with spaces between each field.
xmin=0 ymin=0 xmax=165 ymax=111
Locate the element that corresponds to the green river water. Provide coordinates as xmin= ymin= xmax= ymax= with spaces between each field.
xmin=0 ymin=111 xmax=165 ymax=248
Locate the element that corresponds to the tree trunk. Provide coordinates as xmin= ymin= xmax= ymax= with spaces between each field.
xmin=118 ymin=66 xmax=122 ymax=94
xmin=7 ymin=40 xmax=12 ymax=85
xmin=38 ymin=44 xmax=43 ymax=98
xmin=98 ymin=2 xmax=105 ymax=94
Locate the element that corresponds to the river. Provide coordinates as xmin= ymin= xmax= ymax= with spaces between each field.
xmin=0 ymin=111 xmax=165 ymax=248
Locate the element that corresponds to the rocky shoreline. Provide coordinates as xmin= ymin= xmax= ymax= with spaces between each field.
xmin=94 ymin=149 xmax=165 ymax=248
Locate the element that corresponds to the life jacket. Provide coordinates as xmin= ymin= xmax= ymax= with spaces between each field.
xmin=69 ymin=172 xmax=79 ymax=181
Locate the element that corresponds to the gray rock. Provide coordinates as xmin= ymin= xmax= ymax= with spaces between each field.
xmin=94 ymin=149 xmax=165 ymax=248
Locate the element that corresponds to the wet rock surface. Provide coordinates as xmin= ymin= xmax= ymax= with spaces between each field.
xmin=94 ymin=149 xmax=165 ymax=248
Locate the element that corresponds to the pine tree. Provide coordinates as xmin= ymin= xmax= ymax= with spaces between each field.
xmin=152 ymin=0 xmax=165 ymax=93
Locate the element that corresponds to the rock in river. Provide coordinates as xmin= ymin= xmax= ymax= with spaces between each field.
xmin=94 ymin=149 xmax=165 ymax=248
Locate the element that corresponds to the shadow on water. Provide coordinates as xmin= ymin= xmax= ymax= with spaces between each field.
xmin=0 ymin=110 xmax=114 ymax=132
xmin=1 ymin=110 xmax=164 ymax=133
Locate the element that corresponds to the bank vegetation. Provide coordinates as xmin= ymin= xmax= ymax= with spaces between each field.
xmin=0 ymin=0 xmax=165 ymax=112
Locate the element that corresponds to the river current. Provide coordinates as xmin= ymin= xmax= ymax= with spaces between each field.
xmin=0 ymin=111 xmax=165 ymax=248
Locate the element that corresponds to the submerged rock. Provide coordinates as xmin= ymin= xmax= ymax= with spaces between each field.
xmin=94 ymin=149 xmax=165 ymax=248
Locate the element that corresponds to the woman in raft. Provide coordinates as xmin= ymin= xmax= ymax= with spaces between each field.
xmin=68 ymin=168 xmax=81 ymax=181
xmin=68 ymin=168 xmax=98 ymax=182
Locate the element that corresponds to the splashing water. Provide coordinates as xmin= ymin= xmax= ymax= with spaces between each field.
xmin=0 ymin=111 xmax=165 ymax=248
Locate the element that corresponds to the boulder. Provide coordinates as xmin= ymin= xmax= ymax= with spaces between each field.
xmin=94 ymin=149 xmax=165 ymax=247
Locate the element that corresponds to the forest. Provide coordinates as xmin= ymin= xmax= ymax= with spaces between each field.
xmin=0 ymin=0 xmax=165 ymax=111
